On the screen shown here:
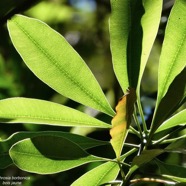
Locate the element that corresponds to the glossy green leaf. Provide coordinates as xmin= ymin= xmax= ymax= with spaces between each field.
xmin=110 ymin=88 xmax=136 ymax=158
xmin=7 ymin=15 xmax=115 ymax=116
xmin=155 ymin=109 xmax=186 ymax=133
xmin=10 ymin=136 xmax=105 ymax=174
xmin=72 ymin=161 xmax=120 ymax=186
xmin=137 ymin=0 xmax=162 ymax=91
xmin=0 ymin=131 xmax=109 ymax=169
xmin=155 ymin=159 xmax=186 ymax=182
xmin=153 ymin=0 xmax=186 ymax=121
xmin=0 ymin=98 xmax=111 ymax=128
xmin=110 ymin=0 xmax=162 ymax=92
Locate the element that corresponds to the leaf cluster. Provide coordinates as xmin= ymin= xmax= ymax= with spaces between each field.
xmin=0 ymin=0 xmax=186 ymax=185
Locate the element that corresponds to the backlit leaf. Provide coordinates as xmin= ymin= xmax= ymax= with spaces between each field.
xmin=0 ymin=98 xmax=111 ymax=128
xmin=9 ymin=136 xmax=105 ymax=174
xmin=110 ymin=88 xmax=136 ymax=158
xmin=110 ymin=0 xmax=130 ymax=92
xmin=163 ymin=175 xmax=186 ymax=183
xmin=72 ymin=153 xmax=128 ymax=186
xmin=71 ymin=161 xmax=120 ymax=186
xmin=0 ymin=131 xmax=109 ymax=168
xmin=152 ymin=0 xmax=186 ymax=132
xmin=151 ymin=68 xmax=186 ymax=133
xmin=137 ymin=0 xmax=162 ymax=91
xmin=155 ymin=109 xmax=186 ymax=133
xmin=7 ymin=15 xmax=115 ymax=116
xmin=110 ymin=0 xmax=162 ymax=93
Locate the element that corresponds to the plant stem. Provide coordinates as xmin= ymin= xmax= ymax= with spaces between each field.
xmin=129 ymin=126 xmax=140 ymax=137
xmin=124 ymin=142 xmax=140 ymax=148
xmin=160 ymin=134 xmax=186 ymax=144
xmin=117 ymin=160 xmax=125 ymax=183
xmin=118 ymin=148 xmax=138 ymax=186
xmin=133 ymin=105 xmax=143 ymax=137
xmin=130 ymin=177 xmax=176 ymax=185
xmin=136 ymin=96 xmax=148 ymax=133
xmin=152 ymin=125 xmax=186 ymax=145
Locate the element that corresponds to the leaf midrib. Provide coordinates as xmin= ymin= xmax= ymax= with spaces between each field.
xmin=12 ymin=18 xmax=111 ymax=115
xmin=158 ymin=23 xmax=186 ymax=103
xmin=11 ymin=150 xmax=94 ymax=160
xmin=0 ymin=113 xmax=111 ymax=127
xmin=95 ymin=163 xmax=118 ymax=185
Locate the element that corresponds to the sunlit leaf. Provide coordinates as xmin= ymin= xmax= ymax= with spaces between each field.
xmin=164 ymin=175 xmax=186 ymax=183
xmin=155 ymin=109 xmax=186 ymax=133
xmin=110 ymin=0 xmax=162 ymax=93
xmin=71 ymin=161 xmax=120 ymax=186
xmin=157 ymin=0 xmax=186 ymax=103
xmin=7 ymin=15 xmax=115 ymax=116
xmin=110 ymin=0 xmax=130 ymax=92
xmin=0 ymin=98 xmax=111 ymax=128
xmin=0 ymin=131 xmax=109 ymax=169
xmin=151 ymin=68 xmax=186 ymax=134
xmin=152 ymin=0 xmax=186 ymax=131
xmin=137 ymin=0 xmax=162 ymax=92
xmin=10 ymin=136 xmax=106 ymax=174
xmin=110 ymin=88 xmax=136 ymax=158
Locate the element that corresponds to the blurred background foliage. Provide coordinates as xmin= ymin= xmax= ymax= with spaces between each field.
xmin=0 ymin=0 xmax=183 ymax=185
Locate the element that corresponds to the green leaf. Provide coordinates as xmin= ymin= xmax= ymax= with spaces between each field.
xmin=128 ymin=143 xmax=186 ymax=181
xmin=151 ymin=68 xmax=186 ymax=133
xmin=164 ymin=175 xmax=186 ymax=183
xmin=131 ymin=149 xmax=164 ymax=171
xmin=155 ymin=109 xmax=186 ymax=133
xmin=110 ymin=0 xmax=130 ymax=92
xmin=166 ymin=138 xmax=186 ymax=152
xmin=127 ymin=149 xmax=164 ymax=178
xmin=0 ymin=131 xmax=109 ymax=169
xmin=153 ymin=0 xmax=186 ymax=123
xmin=9 ymin=136 xmax=105 ymax=174
xmin=0 ymin=98 xmax=111 ymax=128
xmin=155 ymin=159 xmax=186 ymax=182
xmin=137 ymin=0 xmax=162 ymax=91
xmin=71 ymin=161 xmax=120 ymax=186
xmin=110 ymin=0 xmax=162 ymax=92
xmin=110 ymin=88 xmax=136 ymax=158
xmin=7 ymin=15 xmax=115 ymax=116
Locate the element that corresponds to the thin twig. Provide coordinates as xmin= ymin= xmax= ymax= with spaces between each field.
xmin=129 ymin=126 xmax=140 ymax=138
xmin=130 ymin=177 xmax=176 ymax=185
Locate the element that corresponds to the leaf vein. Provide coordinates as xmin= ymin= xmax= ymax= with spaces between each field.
xmin=13 ymin=19 xmax=109 ymax=114
xmin=0 ymin=114 xmax=110 ymax=127
xmin=159 ymin=28 xmax=186 ymax=99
